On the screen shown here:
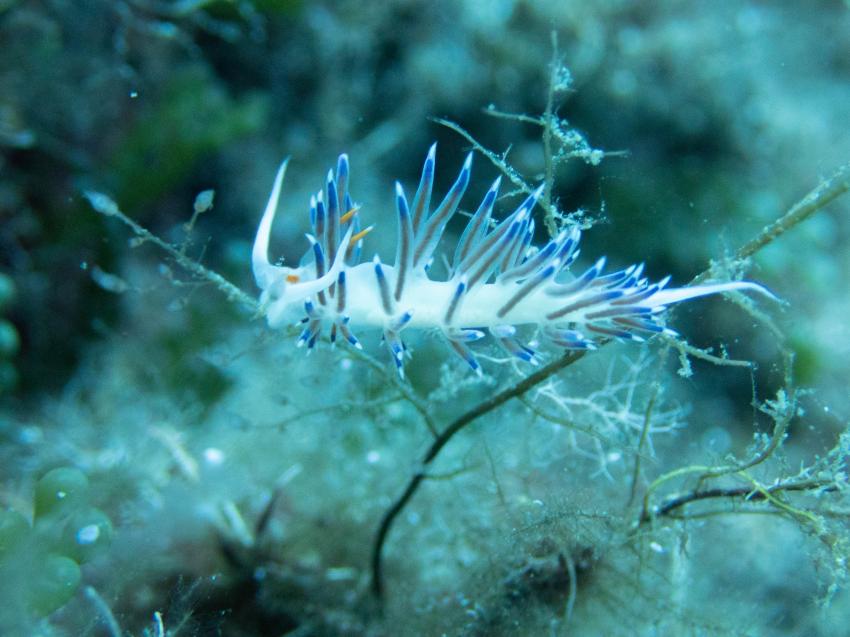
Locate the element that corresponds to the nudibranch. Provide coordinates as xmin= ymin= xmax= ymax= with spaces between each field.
xmin=252 ymin=145 xmax=771 ymax=376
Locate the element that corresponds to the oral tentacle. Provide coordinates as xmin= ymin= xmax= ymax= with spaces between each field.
xmin=284 ymin=226 xmax=354 ymax=303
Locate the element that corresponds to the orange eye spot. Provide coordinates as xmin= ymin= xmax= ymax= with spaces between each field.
xmin=286 ymin=274 xmax=300 ymax=283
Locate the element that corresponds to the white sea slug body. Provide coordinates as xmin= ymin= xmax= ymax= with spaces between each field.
xmin=252 ymin=145 xmax=771 ymax=376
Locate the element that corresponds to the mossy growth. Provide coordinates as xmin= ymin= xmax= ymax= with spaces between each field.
xmin=0 ymin=467 xmax=113 ymax=629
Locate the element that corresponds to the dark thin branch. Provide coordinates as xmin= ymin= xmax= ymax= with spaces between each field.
xmin=640 ymin=479 xmax=837 ymax=525
xmin=370 ymin=349 xmax=589 ymax=599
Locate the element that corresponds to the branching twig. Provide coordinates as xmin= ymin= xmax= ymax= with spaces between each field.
xmin=85 ymin=191 xmax=260 ymax=313
xmin=639 ymin=478 xmax=837 ymax=524
xmin=691 ymin=162 xmax=850 ymax=285
xmin=541 ymin=31 xmax=561 ymax=237
xmin=732 ymin=163 xmax=850 ymax=261
xmin=628 ymin=384 xmax=658 ymax=508
xmin=638 ymin=349 xmax=800 ymax=527
xmin=432 ymin=117 xmax=536 ymax=198
xmin=665 ymin=336 xmax=754 ymax=370
xmin=370 ymin=348 xmax=589 ymax=598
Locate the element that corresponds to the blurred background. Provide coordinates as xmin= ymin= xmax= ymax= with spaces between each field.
xmin=1 ymin=1 xmax=849 ymax=635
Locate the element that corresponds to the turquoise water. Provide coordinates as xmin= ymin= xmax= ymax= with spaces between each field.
xmin=1 ymin=2 xmax=849 ymax=635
